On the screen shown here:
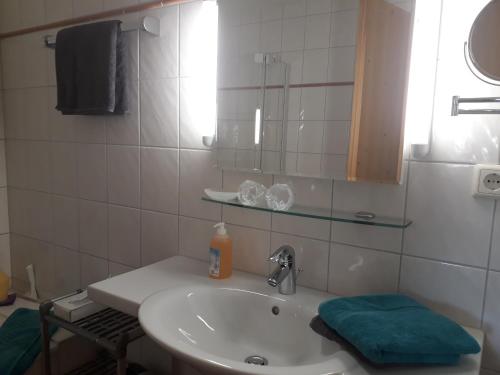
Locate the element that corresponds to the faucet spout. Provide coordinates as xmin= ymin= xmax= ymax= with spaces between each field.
xmin=267 ymin=245 xmax=297 ymax=295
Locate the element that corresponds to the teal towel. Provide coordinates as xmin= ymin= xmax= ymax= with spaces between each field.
xmin=318 ymin=294 xmax=480 ymax=365
xmin=0 ymin=308 xmax=58 ymax=375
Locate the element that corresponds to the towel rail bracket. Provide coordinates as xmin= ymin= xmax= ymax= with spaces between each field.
xmin=451 ymin=95 xmax=500 ymax=116
xmin=43 ymin=15 xmax=160 ymax=49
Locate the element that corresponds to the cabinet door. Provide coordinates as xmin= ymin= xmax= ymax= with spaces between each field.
xmin=348 ymin=0 xmax=412 ymax=184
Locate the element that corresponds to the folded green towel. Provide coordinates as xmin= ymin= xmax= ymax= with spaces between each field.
xmin=0 ymin=308 xmax=58 ymax=375
xmin=318 ymin=294 xmax=480 ymax=365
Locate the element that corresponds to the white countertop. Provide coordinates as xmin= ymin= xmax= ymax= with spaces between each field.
xmin=88 ymin=256 xmax=484 ymax=375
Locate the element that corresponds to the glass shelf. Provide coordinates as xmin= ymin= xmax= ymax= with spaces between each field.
xmin=202 ymin=196 xmax=412 ymax=229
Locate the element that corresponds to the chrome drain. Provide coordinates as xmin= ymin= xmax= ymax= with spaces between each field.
xmin=244 ymin=355 xmax=269 ymax=366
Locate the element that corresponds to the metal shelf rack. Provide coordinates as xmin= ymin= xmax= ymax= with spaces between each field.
xmin=40 ymin=299 xmax=144 ymax=375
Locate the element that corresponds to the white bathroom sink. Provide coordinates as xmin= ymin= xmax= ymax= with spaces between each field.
xmin=138 ymin=285 xmax=361 ymax=375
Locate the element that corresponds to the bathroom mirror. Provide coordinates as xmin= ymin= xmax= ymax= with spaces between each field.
xmin=467 ymin=0 xmax=500 ymax=83
xmin=216 ymin=0 xmax=413 ymax=183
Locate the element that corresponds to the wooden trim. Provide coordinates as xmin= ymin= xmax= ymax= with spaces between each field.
xmin=218 ymin=81 xmax=355 ymax=91
xmin=347 ymin=0 xmax=412 ymax=184
xmin=347 ymin=0 xmax=368 ymax=182
xmin=0 ymin=0 xmax=191 ymax=39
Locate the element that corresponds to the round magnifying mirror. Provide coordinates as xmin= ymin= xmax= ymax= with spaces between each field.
xmin=467 ymin=0 xmax=500 ymax=83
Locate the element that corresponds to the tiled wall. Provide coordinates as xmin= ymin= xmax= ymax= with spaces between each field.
xmin=0 ymin=59 xmax=9 ymax=277
xmin=1 ymin=0 xmax=500 ymax=374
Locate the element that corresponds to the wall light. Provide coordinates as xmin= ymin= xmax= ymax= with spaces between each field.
xmin=254 ymin=108 xmax=261 ymax=145
xmin=405 ymin=0 xmax=443 ymax=158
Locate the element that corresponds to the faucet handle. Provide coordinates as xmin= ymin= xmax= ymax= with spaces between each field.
xmin=268 ymin=245 xmax=295 ymax=266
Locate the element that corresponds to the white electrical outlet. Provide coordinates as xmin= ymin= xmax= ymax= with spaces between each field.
xmin=473 ymin=164 xmax=500 ymax=198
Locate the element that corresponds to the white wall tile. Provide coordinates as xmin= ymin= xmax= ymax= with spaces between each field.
xmin=108 ymin=146 xmax=140 ymax=207
xmin=0 ymin=234 xmax=10 ymax=276
xmin=323 ymin=121 xmax=350 ymax=154
xmin=305 ymin=14 xmax=331 ymax=50
xmin=405 ymin=163 xmax=494 ymax=267
xmin=261 ymin=20 xmax=282 ymax=53
xmin=332 ymin=0 xmax=360 ymax=12
xmin=179 ymin=150 xmax=221 ymax=221
xmin=0 ymin=188 xmax=9 ymax=235
xmin=325 ymin=85 xmax=353 ymax=120
xmin=26 ymin=190 xmax=52 ymax=242
xmin=103 ymin=0 xmax=138 ymax=11
xmin=109 ymin=262 xmax=134 ymax=277
xmin=51 ymin=142 xmax=78 ymax=197
xmin=489 ymin=205 xmax=500 ymax=272
xmin=78 ymin=144 xmax=107 ymax=202
xmin=140 ymin=5 xmax=178 ymax=80
xmin=72 ymin=0 xmax=103 ymax=17
xmin=400 ymin=256 xmax=486 ymax=328
xmin=74 ymin=116 xmax=107 ymax=144
xmin=179 ymin=216 xmax=216 ymax=262
xmin=329 ymin=244 xmax=400 ymax=296
xmin=282 ymin=17 xmax=306 ymax=52
xmin=52 ymin=195 xmax=78 ymax=250
xmin=228 ymin=224 xmax=270 ymax=276
xmin=306 ymin=0 xmax=331 ymax=15
xmin=44 ymin=0 xmax=73 ymax=23
xmin=26 ymin=141 xmax=51 ymax=192
xmin=302 ymin=49 xmax=329 ymax=83
xmin=141 ymin=210 xmax=178 ymax=266
xmin=108 ymin=205 xmax=141 ymax=268
xmin=20 ymin=0 xmax=45 ymax=28
xmin=6 ymin=141 xmax=27 ymax=188
xmin=24 ymin=88 xmax=50 ymax=140
xmin=0 ymin=0 xmax=21 ymax=33
xmin=80 ymin=253 xmax=108 ymax=288
xmin=300 ymin=87 xmax=326 ymax=121
xmin=141 ymin=147 xmax=179 ymax=214
xmin=283 ymin=0 xmax=306 ymax=18
xmin=52 ymin=245 xmax=80 ymax=295
xmin=331 ymin=10 xmax=358 ymax=47
xmin=140 ymin=79 xmax=179 ymax=148
xmin=107 ymin=79 xmax=140 ymax=145
xmin=483 ymin=271 xmax=500 ymax=371
xmin=48 ymin=88 xmax=77 ymax=142
xmin=79 ymin=200 xmax=107 ymax=259
xmin=22 ymin=33 xmax=50 ymax=88
xmin=328 ymin=46 xmax=356 ymax=82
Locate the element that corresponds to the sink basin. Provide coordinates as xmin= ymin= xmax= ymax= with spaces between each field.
xmin=139 ymin=285 xmax=361 ymax=375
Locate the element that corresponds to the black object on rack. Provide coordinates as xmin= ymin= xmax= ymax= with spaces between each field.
xmin=39 ymin=297 xmax=145 ymax=375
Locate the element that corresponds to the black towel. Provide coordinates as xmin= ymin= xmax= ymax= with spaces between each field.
xmin=55 ymin=20 xmax=128 ymax=115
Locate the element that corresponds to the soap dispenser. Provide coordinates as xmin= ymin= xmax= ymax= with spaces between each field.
xmin=209 ymin=223 xmax=232 ymax=279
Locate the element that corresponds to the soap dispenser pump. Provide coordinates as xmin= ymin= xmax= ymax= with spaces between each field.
xmin=209 ymin=222 xmax=232 ymax=279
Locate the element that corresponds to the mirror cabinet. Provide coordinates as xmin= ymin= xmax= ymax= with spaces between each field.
xmin=216 ymin=0 xmax=413 ymax=184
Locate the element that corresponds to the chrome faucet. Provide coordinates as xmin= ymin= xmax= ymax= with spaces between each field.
xmin=267 ymin=245 xmax=297 ymax=295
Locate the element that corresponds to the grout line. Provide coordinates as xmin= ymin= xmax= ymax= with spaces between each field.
xmin=176 ymin=4 xmax=182 ymax=258
xmin=397 ymin=160 xmax=412 ymax=292
xmin=480 ymin=199 xmax=497 ymax=328
xmin=137 ymin=27 xmax=144 ymax=267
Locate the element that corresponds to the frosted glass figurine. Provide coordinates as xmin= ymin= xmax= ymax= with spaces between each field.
xmin=238 ymin=180 xmax=267 ymax=206
xmin=265 ymin=184 xmax=294 ymax=211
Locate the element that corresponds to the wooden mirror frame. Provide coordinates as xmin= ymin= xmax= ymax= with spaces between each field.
xmin=347 ymin=0 xmax=413 ymax=184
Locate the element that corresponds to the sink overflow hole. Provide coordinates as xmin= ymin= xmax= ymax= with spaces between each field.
xmin=272 ymin=306 xmax=280 ymax=315
xmin=244 ymin=356 xmax=269 ymax=366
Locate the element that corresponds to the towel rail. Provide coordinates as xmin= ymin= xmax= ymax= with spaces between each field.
xmin=451 ymin=95 xmax=500 ymax=116
xmin=43 ymin=15 xmax=160 ymax=49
